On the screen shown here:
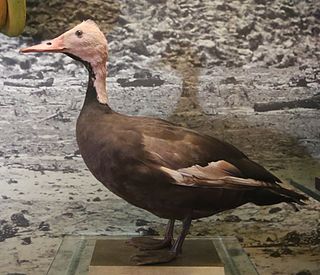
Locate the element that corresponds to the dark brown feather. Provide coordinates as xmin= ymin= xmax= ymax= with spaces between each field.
xmin=75 ymin=72 xmax=307 ymax=220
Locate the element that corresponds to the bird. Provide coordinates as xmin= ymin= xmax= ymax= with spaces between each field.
xmin=20 ymin=20 xmax=307 ymax=265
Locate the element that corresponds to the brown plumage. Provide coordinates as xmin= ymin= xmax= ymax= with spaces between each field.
xmin=21 ymin=20 xmax=307 ymax=265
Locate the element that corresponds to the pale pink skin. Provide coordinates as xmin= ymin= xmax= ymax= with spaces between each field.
xmin=20 ymin=20 xmax=109 ymax=104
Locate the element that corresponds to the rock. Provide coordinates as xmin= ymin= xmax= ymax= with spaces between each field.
xmin=16 ymin=259 xmax=30 ymax=264
xmin=277 ymin=53 xmax=297 ymax=68
xmin=269 ymin=207 xmax=282 ymax=214
xmin=220 ymin=76 xmax=239 ymax=85
xmin=2 ymin=57 xmax=17 ymax=66
xmin=266 ymin=237 xmax=274 ymax=242
xmin=248 ymin=33 xmax=263 ymax=51
xmin=254 ymin=0 xmax=266 ymax=4
xmin=62 ymin=212 xmax=74 ymax=218
xmin=236 ymin=235 xmax=244 ymax=243
xmin=270 ymin=250 xmax=281 ymax=257
xmin=197 ymin=39 xmax=216 ymax=49
xmin=236 ymin=21 xmax=255 ymax=37
xmin=92 ymin=197 xmax=101 ymax=202
xmin=64 ymin=155 xmax=73 ymax=160
xmin=280 ymin=6 xmax=297 ymax=18
xmin=296 ymin=78 xmax=308 ymax=87
xmin=153 ymin=31 xmax=165 ymax=41
xmin=195 ymin=228 xmax=210 ymax=236
xmin=128 ymin=40 xmax=149 ymax=56
xmin=38 ymin=222 xmax=50 ymax=231
xmin=133 ymin=70 xmax=152 ymax=79
xmin=21 ymin=237 xmax=32 ymax=245
xmin=105 ymin=225 xmax=119 ymax=232
xmin=146 ymin=0 xmax=166 ymax=4
xmin=117 ymin=15 xmax=130 ymax=25
xmin=282 ymin=231 xmax=301 ymax=245
xmin=296 ymin=270 xmax=312 ymax=275
xmin=136 ymin=226 xmax=159 ymax=236
xmin=279 ymin=246 xmax=293 ymax=255
xmin=7 ymin=179 xmax=18 ymax=184
xmin=135 ymin=219 xmax=150 ymax=226
xmin=117 ymin=77 xmax=164 ymax=87
xmin=72 ymin=10 xmax=94 ymax=21
xmin=19 ymin=60 xmax=31 ymax=70
xmin=0 ymin=224 xmax=18 ymax=240
xmin=216 ymin=3 xmax=234 ymax=11
xmin=311 ymin=26 xmax=320 ymax=36
xmin=224 ymin=215 xmax=241 ymax=222
xmin=11 ymin=213 xmax=30 ymax=227
xmin=36 ymin=71 xmax=44 ymax=79
xmin=69 ymin=204 xmax=85 ymax=211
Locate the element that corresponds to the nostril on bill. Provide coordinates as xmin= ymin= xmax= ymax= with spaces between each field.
xmin=46 ymin=42 xmax=52 ymax=45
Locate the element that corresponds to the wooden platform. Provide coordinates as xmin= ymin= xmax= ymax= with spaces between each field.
xmin=89 ymin=239 xmax=224 ymax=275
xmin=46 ymin=236 xmax=258 ymax=275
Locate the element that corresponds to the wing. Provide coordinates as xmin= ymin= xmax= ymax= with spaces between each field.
xmin=134 ymin=117 xmax=281 ymax=183
xmin=160 ymin=160 xmax=307 ymax=205
xmin=160 ymin=160 xmax=274 ymax=189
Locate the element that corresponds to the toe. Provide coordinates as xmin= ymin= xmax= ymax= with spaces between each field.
xmin=130 ymin=250 xmax=177 ymax=265
xmin=127 ymin=236 xmax=171 ymax=250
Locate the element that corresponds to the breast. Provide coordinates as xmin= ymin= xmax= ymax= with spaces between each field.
xmin=75 ymin=110 xmax=153 ymax=201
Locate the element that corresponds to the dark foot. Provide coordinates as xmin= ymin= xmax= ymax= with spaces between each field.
xmin=131 ymin=250 xmax=177 ymax=265
xmin=126 ymin=236 xmax=173 ymax=250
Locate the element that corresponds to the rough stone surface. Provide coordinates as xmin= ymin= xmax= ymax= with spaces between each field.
xmin=11 ymin=213 xmax=30 ymax=228
xmin=0 ymin=0 xmax=320 ymax=275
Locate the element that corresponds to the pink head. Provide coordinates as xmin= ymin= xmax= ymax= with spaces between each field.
xmin=20 ymin=20 xmax=108 ymax=65
xmin=20 ymin=20 xmax=109 ymax=104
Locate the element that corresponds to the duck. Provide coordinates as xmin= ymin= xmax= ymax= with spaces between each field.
xmin=20 ymin=20 xmax=307 ymax=265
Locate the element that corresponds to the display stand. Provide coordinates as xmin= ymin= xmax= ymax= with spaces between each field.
xmin=46 ymin=236 xmax=258 ymax=275
xmin=90 ymin=239 xmax=224 ymax=275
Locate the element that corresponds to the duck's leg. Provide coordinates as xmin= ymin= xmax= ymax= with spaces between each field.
xmin=127 ymin=219 xmax=175 ymax=250
xmin=131 ymin=216 xmax=192 ymax=265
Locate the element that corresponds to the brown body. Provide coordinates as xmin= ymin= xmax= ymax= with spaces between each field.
xmin=76 ymin=79 xmax=303 ymax=221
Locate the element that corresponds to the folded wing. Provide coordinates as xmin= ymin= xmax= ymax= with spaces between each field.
xmin=160 ymin=160 xmax=307 ymax=205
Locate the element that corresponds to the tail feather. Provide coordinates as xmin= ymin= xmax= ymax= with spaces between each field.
xmin=250 ymin=185 xmax=308 ymax=207
xmin=270 ymin=185 xmax=308 ymax=205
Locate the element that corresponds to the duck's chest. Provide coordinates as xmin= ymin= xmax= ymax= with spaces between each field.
xmin=75 ymin=111 xmax=147 ymax=191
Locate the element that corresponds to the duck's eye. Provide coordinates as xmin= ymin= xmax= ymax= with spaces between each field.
xmin=75 ymin=30 xmax=83 ymax=38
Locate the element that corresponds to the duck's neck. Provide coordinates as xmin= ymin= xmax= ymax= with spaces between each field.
xmin=66 ymin=53 xmax=109 ymax=106
xmin=89 ymin=62 xmax=108 ymax=105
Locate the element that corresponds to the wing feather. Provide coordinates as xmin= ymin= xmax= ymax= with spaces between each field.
xmin=160 ymin=161 xmax=307 ymax=205
xmin=160 ymin=161 xmax=274 ymax=190
xmin=134 ymin=116 xmax=280 ymax=183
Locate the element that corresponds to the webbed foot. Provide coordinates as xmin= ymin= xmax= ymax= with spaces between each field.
xmin=126 ymin=236 xmax=173 ymax=250
xmin=130 ymin=250 xmax=177 ymax=265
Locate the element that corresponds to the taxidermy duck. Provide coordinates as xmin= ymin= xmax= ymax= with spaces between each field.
xmin=20 ymin=20 xmax=307 ymax=265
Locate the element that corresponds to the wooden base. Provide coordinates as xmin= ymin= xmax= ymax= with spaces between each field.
xmin=89 ymin=239 xmax=225 ymax=275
